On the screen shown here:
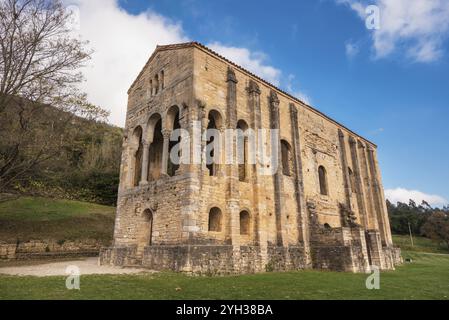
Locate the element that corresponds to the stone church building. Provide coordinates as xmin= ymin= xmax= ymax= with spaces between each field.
xmin=100 ymin=42 xmax=402 ymax=274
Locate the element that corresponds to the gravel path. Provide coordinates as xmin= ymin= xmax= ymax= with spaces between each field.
xmin=0 ymin=257 xmax=155 ymax=277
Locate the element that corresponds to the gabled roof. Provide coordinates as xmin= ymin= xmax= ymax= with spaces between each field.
xmin=129 ymin=42 xmax=377 ymax=147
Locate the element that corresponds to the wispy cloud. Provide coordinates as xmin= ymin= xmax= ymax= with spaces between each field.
xmin=385 ymin=188 xmax=448 ymax=208
xmin=337 ymin=0 xmax=449 ymax=62
xmin=208 ymin=43 xmax=312 ymax=104
xmin=66 ymin=0 xmax=188 ymax=126
xmin=286 ymin=74 xmax=312 ymax=105
xmin=68 ymin=0 xmax=312 ymax=125
xmin=207 ymin=42 xmax=282 ymax=86
xmin=345 ymin=40 xmax=360 ymax=58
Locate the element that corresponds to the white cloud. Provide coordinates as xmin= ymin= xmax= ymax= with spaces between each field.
xmin=345 ymin=41 xmax=360 ymax=58
xmin=337 ymin=0 xmax=449 ymax=62
xmin=207 ymin=42 xmax=282 ymax=86
xmin=385 ymin=188 xmax=448 ymax=208
xmin=66 ymin=0 xmax=188 ymax=126
xmin=65 ymin=1 xmax=308 ymax=126
xmin=286 ymin=74 xmax=311 ymax=105
xmin=336 ymin=0 xmax=366 ymax=18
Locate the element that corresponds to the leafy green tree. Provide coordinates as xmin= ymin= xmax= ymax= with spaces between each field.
xmin=421 ymin=212 xmax=449 ymax=248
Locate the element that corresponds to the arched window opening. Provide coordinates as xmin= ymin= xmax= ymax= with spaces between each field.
xmin=167 ymin=107 xmax=181 ymax=177
xmin=160 ymin=70 xmax=165 ymax=90
xmin=237 ymin=120 xmax=249 ymax=182
xmin=281 ymin=140 xmax=293 ymax=177
xmin=240 ymin=211 xmax=250 ymax=235
xmin=208 ymin=207 xmax=222 ymax=232
xmin=132 ymin=126 xmax=143 ymax=187
xmin=324 ymin=223 xmax=331 ymax=230
xmin=148 ymin=119 xmax=163 ymax=181
xmin=149 ymin=79 xmax=153 ymax=97
xmin=206 ymin=110 xmax=222 ymax=177
xmin=154 ymin=74 xmax=159 ymax=95
xmin=318 ymin=165 xmax=328 ymax=196
xmin=348 ymin=167 xmax=356 ymax=193
xmin=143 ymin=209 xmax=154 ymax=246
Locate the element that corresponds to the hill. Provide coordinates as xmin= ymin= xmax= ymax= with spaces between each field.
xmin=0 ymin=196 xmax=115 ymax=244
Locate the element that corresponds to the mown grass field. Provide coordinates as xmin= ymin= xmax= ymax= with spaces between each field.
xmin=0 ymin=196 xmax=115 ymax=244
xmin=0 ymin=196 xmax=448 ymax=300
xmin=0 ymin=251 xmax=448 ymax=300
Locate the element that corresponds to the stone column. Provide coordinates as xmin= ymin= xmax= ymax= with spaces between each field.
xmin=269 ymin=90 xmax=286 ymax=247
xmin=248 ymin=80 xmax=265 ymax=247
xmin=349 ymin=136 xmax=368 ymax=228
xmin=359 ymin=141 xmax=379 ymax=231
xmin=126 ymin=147 xmax=136 ymax=189
xmin=139 ymin=140 xmax=151 ymax=185
xmin=218 ymin=126 xmax=227 ymax=177
xmin=338 ymin=129 xmax=353 ymax=217
xmin=290 ymin=103 xmax=311 ymax=266
xmin=195 ymin=100 xmax=207 ymax=178
xmin=180 ymin=102 xmax=201 ymax=244
xmin=161 ymin=129 xmax=171 ymax=176
xmin=225 ymin=67 xmax=240 ymax=245
xmin=367 ymin=147 xmax=393 ymax=246
xmin=176 ymin=103 xmax=189 ymax=175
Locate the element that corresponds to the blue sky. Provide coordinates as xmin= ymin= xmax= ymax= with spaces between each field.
xmin=72 ymin=0 xmax=449 ymax=206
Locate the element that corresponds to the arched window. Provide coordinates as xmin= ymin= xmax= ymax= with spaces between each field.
xmin=208 ymin=207 xmax=222 ymax=232
xmin=348 ymin=167 xmax=356 ymax=193
xmin=318 ymin=165 xmax=328 ymax=196
xmin=160 ymin=70 xmax=165 ymax=90
xmin=206 ymin=110 xmax=223 ymax=177
xmin=237 ymin=120 xmax=249 ymax=182
xmin=154 ymin=74 xmax=159 ymax=95
xmin=149 ymin=79 xmax=153 ymax=97
xmin=240 ymin=211 xmax=250 ymax=235
xmin=281 ymin=140 xmax=293 ymax=176
xmin=147 ymin=114 xmax=163 ymax=182
xmin=131 ymin=126 xmax=143 ymax=187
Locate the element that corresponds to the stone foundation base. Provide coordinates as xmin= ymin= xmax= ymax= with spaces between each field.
xmin=100 ymin=243 xmax=402 ymax=275
xmin=100 ymin=245 xmax=307 ymax=275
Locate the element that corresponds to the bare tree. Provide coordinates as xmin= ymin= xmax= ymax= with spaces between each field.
xmin=0 ymin=0 xmax=108 ymax=191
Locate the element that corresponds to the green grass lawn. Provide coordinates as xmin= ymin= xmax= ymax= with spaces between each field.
xmin=0 ymin=251 xmax=448 ymax=300
xmin=0 ymin=196 xmax=115 ymax=244
xmin=0 ymin=196 xmax=448 ymax=300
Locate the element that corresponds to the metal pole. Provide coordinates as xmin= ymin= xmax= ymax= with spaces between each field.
xmin=408 ymin=222 xmax=414 ymax=247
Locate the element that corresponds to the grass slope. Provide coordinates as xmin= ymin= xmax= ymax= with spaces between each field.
xmin=0 ymin=251 xmax=448 ymax=300
xmin=393 ymin=234 xmax=448 ymax=254
xmin=0 ymin=196 xmax=115 ymax=244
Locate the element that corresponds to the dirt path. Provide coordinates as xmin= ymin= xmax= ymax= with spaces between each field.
xmin=0 ymin=257 xmax=155 ymax=277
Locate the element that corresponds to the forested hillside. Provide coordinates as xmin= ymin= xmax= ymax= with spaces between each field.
xmin=0 ymin=101 xmax=123 ymax=206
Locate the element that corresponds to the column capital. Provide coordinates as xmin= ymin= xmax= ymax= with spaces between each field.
xmin=348 ymin=136 xmax=357 ymax=145
xmin=162 ymin=129 xmax=171 ymax=139
xmin=196 ymin=99 xmax=206 ymax=109
xmin=247 ymin=80 xmax=261 ymax=95
xmin=269 ymin=90 xmax=280 ymax=106
xmin=226 ymin=66 xmax=238 ymax=83
xmin=338 ymin=129 xmax=345 ymax=139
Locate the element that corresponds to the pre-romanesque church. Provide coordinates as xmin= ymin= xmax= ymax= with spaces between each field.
xmin=100 ymin=42 xmax=402 ymax=274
